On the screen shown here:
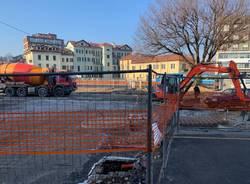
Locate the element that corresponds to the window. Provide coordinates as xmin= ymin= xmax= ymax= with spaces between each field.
xmin=62 ymin=58 xmax=65 ymax=62
xmin=243 ymin=43 xmax=249 ymax=49
xmin=29 ymin=60 xmax=32 ymax=63
xmin=107 ymin=55 xmax=110 ymax=59
xmin=171 ymin=64 xmax=175 ymax=69
xmin=70 ymin=58 xmax=73 ymax=62
xmin=223 ymin=25 xmax=229 ymax=32
xmin=77 ymin=57 xmax=81 ymax=61
xmin=53 ymin=56 xmax=56 ymax=61
xmin=66 ymin=58 xmax=69 ymax=62
xmin=233 ymin=35 xmax=239 ymax=40
xmin=46 ymin=55 xmax=49 ymax=61
xmin=87 ymin=58 xmax=90 ymax=62
xmin=245 ymin=79 xmax=250 ymax=84
xmin=38 ymin=63 xmax=41 ymax=67
xmin=78 ymin=66 xmax=80 ymax=71
xmin=153 ymin=64 xmax=158 ymax=69
xmin=46 ymin=64 xmax=49 ymax=68
xmin=182 ymin=63 xmax=186 ymax=70
xmin=113 ymin=66 xmax=116 ymax=70
xmin=38 ymin=55 xmax=41 ymax=60
xmin=218 ymin=53 xmax=228 ymax=59
xmin=107 ymin=63 xmax=110 ymax=67
xmin=237 ymin=63 xmax=245 ymax=68
xmin=223 ymin=89 xmax=234 ymax=95
xmin=161 ymin=64 xmax=166 ymax=69
xmin=132 ymin=66 xmax=136 ymax=70
xmin=232 ymin=44 xmax=239 ymax=49
xmin=62 ymin=65 xmax=66 ymax=70
xmin=107 ymin=48 xmax=110 ymax=51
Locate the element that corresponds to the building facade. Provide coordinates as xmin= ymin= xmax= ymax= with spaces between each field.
xmin=24 ymin=33 xmax=74 ymax=71
xmin=120 ymin=54 xmax=193 ymax=81
xmin=216 ymin=23 xmax=250 ymax=88
xmin=66 ymin=40 xmax=132 ymax=78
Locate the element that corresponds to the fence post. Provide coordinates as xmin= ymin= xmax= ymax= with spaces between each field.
xmin=177 ymin=76 xmax=181 ymax=132
xmin=147 ymin=65 xmax=153 ymax=184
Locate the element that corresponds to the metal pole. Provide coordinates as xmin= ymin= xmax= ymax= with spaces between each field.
xmin=177 ymin=77 xmax=180 ymax=132
xmin=147 ymin=65 xmax=153 ymax=184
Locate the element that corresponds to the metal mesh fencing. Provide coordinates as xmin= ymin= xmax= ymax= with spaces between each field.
xmin=151 ymin=75 xmax=180 ymax=184
xmin=0 ymin=69 xmax=152 ymax=184
xmin=179 ymin=76 xmax=250 ymax=130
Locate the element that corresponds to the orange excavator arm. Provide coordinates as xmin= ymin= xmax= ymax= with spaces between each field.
xmin=180 ymin=60 xmax=246 ymax=101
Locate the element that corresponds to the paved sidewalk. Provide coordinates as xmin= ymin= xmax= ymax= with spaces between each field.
xmin=160 ymin=132 xmax=250 ymax=184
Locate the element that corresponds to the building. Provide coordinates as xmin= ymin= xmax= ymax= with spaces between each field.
xmin=216 ymin=22 xmax=250 ymax=73
xmin=119 ymin=54 xmax=193 ymax=81
xmin=217 ymin=23 xmax=250 ymax=88
xmin=66 ymin=40 xmax=132 ymax=78
xmin=24 ymin=33 xmax=74 ymax=71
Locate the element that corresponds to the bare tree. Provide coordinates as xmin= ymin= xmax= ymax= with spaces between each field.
xmin=136 ymin=0 xmax=250 ymax=64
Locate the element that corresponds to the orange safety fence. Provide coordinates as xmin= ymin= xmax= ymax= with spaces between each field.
xmin=0 ymin=109 xmax=148 ymax=155
xmin=76 ymin=79 xmax=129 ymax=86
xmin=76 ymin=79 xmax=158 ymax=87
xmin=152 ymin=94 xmax=179 ymax=147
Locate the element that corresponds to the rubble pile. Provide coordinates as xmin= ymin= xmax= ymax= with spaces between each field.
xmin=82 ymin=156 xmax=146 ymax=184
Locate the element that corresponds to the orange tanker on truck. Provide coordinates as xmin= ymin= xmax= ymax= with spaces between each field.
xmin=0 ymin=63 xmax=77 ymax=97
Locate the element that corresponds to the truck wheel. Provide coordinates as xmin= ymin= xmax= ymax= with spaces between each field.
xmin=64 ymin=92 xmax=71 ymax=96
xmin=16 ymin=87 xmax=27 ymax=97
xmin=5 ymin=87 xmax=15 ymax=97
xmin=38 ymin=87 xmax=48 ymax=97
xmin=53 ymin=86 xmax=64 ymax=97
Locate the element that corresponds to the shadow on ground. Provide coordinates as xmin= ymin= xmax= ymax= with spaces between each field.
xmin=163 ymin=135 xmax=250 ymax=184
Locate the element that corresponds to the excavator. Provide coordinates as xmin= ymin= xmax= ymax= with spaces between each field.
xmin=153 ymin=60 xmax=250 ymax=106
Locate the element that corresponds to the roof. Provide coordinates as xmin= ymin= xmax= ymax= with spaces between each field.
xmin=121 ymin=53 xmax=194 ymax=65
xmin=62 ymin=48 xmax=74 ymax=56
xmin=67 ymin=40 xmax=132 ymax=50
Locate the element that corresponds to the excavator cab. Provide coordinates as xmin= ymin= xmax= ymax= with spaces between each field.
xmin=154 ymin=73 xmax=180 ymax=100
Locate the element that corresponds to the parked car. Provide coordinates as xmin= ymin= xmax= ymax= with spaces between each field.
xmin=204 ymin=88 xmax=250 ymax=108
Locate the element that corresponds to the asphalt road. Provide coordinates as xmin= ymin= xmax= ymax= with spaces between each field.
xmin=164 ymin=135 xmax=250 ymax=184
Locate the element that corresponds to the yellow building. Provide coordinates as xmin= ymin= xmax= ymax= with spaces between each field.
xmin=120 ymin=54 xmax=193 ymax=81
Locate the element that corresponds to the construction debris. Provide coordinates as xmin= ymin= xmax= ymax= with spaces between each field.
xmin=80 ymin=156 xmax=146 ymax=184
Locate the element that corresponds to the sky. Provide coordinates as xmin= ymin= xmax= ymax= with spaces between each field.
xmin=0 ymin=0 xmax=154 ymax=56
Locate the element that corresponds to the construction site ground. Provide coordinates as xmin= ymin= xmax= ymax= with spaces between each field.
xmin=1 ymin=90 xmax=250 ymax=183
xmin=0 ymin=92 xmax=147 ymax=184
xmin=162 ymin=128 xmax=250 ymax=184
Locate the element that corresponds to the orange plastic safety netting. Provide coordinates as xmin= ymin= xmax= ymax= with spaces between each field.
xmin=0 ymin=110 xmax=148 ymax=155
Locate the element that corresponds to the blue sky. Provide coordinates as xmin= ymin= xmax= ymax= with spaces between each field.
xmin=0 ymin=0 xmax=154 ymax=56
